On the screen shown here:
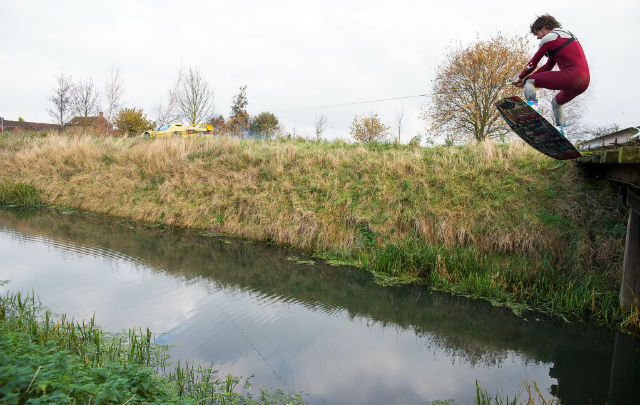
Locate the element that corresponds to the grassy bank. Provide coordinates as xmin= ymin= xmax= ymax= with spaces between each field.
xmin=0 ymin=131 xmax=631 ymax=329
xmin=0 ymin=289 xmax=302 ymax=404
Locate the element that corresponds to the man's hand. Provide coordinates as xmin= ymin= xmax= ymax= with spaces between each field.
xmin=514 ymin=78 xmax=524 ymax=88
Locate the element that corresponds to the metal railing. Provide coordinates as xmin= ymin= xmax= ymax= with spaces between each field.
xmin=577 ymin=126 xmax=640 ymax=151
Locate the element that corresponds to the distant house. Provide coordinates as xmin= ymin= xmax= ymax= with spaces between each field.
xmin=68 ymin=112 xmax=113 ymax=134
xmin=0 ymin=113 xmax=117 ymax=135
xmin=0 ymin=119 xmax=58 ymax=132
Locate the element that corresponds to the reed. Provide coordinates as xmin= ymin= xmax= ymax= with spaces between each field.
xmin=469 ymin=379 xmax=558 ymax=405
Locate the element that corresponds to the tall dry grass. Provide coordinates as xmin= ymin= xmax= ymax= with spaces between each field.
xmin=0 ymin=133 xmax=623 ymax=262
xmin=0 ymin=131 xmax=630 ymax=327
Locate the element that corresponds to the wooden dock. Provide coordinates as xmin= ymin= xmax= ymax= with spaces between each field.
xmin=576 ymin=127 xmax=640 ymax=311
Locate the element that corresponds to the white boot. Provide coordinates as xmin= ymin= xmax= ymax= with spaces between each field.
xmin=523 ymin=79 xmax=541 ymax=114
xmin=551 ymin=99 xmax=566 ymax=126
xmin=523 ymin=79 xmax=537 ymax=102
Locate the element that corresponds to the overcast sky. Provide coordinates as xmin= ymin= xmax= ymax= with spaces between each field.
xmin=1 ymin=0 xmax=638 ymax=141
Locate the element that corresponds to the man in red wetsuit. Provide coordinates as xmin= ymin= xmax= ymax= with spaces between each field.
xmin=515 ymin=14 xmax=590 ymax=135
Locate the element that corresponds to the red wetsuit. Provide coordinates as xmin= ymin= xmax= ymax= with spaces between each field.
xmin=518 ymin=29 xmax=590 ymax=105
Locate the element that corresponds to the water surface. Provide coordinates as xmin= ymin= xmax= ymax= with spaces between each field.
xmin=0 ymin=207 xmax=638 ymax=404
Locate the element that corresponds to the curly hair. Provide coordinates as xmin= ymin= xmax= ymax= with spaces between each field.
xmin=530 ymin=14 xmax=561 ymax=34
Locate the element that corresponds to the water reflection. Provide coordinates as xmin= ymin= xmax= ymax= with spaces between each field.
xmin=0 ymin=207 xmax=638 ymax=404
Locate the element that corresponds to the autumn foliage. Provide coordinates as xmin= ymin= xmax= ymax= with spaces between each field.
xmin=426 ymin=35 xmax=531 ymax=142
xmin=113 ymin=108 xmax=155 ymax=135
xmin=350 ymin=113 xmax=390 ymax=143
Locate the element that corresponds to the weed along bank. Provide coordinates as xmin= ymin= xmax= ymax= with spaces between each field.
xmin=1 ymin=131 xmax=639 ymax=403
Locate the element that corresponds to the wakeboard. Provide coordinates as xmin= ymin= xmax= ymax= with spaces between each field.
xmin=495 ymin=96 xmax=581 ymax=160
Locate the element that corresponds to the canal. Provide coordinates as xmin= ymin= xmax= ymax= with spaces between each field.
xmin=0 ymin=207 xmax=638 ymax=404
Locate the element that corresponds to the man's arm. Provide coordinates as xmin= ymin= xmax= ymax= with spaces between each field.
xmin=518 ymin=32 xmax=558 ymax=79
xmin=519 ymin=47 xmax=547 ymax=79
xmin=536 ymin=56 xmax=557 ymax=73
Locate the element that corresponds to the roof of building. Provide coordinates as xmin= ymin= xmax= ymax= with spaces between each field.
xmin=1 ymin=120 xmax=58 ymax=131
xmin=68 ymin=112 xmax=110 ymax=128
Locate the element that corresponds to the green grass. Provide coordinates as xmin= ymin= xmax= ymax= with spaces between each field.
xmin=0 ymin=291 xmax=303 ymax=404
xmin=431 ymin=379 xmax=559 ymax=405
xmin=0 ymin=181 xmax=41 ymax=206
xmin=351 ymin=238 xmax=625 ymax=325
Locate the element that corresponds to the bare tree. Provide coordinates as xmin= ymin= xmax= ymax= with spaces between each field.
xmin=314 ymin=114 xmax=328 ymax=141
xmin=71 ymin=77 xmax=101 ymax=117
xmin=155 ymin=69 xmax=183 ymax=127
xmin=104 ymin=67 xmax=124 ymax=125
xmin=47 ymin=74 xmax=74 ymax=129
xmin=177 ymin=67 xmax=215 ymax=125
xmin=153 ymin=100 xmax=168 ymax=129
xmin=583 ymin=122 xmax=621 ymax=139
xmin=395 ymin=108 xmax=404 ymax=143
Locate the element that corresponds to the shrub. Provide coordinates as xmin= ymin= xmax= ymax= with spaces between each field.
xmin=350 ymin=113 xmax=390 ymax=143
xmin=114 ymin=108 xmax=156 ymax=136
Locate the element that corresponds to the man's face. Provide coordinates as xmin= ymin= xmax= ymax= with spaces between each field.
xmin=534 ymin=28 xmax=549 ymax=40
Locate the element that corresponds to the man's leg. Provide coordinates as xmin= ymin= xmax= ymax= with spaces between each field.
xmin=523 ymin=79 xmax=537 ymax=102
xmin=551 ymin=98 xmax=566 ymax=126
xmin=551 ymin=97 xmax=568 ymax=136
xmin=527 ymin=70 xmax=587 ymax=136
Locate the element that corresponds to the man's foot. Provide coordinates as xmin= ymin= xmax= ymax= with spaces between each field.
xmin=556 ymin=125 xmax=567 ymax=137
xmin=526 ymin=100 xmax=542 ymax=114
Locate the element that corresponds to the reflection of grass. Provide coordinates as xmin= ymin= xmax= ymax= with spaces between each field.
xmin=0 ymin=291 xmax=303 ymax=404
xmin=286 ymin=256 xmax=316 ymax=265
xmin=0 ymin=132 xmax=629 ymax=330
